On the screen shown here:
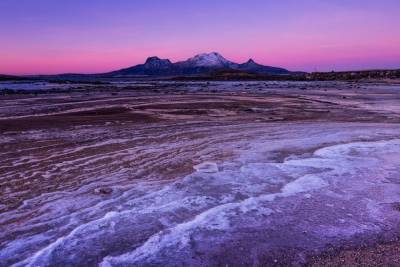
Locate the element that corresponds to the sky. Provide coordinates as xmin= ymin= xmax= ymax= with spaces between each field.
xmin=0 ymin=0 xmax=399 ymax=75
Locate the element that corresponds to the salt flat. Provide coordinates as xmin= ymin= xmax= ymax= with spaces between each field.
xmin=1 ymin=81 xmax=400 ymax=266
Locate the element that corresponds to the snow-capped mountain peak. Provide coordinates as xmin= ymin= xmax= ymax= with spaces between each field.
xmin=185 ymin=52 xmax=233 ymax=67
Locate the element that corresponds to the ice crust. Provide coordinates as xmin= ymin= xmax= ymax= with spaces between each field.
xmin=2 ymin=123 xmax=400 ymax=266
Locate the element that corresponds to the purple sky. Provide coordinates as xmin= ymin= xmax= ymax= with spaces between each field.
xmin=1 ymin=0 xmax=399 ymax=75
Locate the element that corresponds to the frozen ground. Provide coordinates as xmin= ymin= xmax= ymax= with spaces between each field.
xmin=1 ymin=81 xmax=400 ymax=266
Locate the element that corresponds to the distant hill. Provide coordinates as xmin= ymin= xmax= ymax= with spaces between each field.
xmin=106 ymin=52 xmax=291 ymax=77
xmin=171 ymin=69 xmax=305 ymax=81
xmin=305 ymin=69 xmax=400 ymax=81
xmin=0 ymin=74 xmax=28 ymax=81
xmin=169 ymin=68 xmax=400 ymax=81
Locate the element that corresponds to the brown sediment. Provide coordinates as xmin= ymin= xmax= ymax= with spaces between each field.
xmin=2 ymin=82 xmax=400 ymax=126
xmin=307 ymin=238 xmax=400 ymax=267
xmin=0 ymin=107 xmax=159 ymax=131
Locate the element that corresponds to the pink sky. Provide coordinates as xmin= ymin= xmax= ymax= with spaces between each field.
xmin=0 ymin=0 xmax=399 ymax=75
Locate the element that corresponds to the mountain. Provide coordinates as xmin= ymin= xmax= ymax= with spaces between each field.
xmin=109 ymin=56 xmax=174 ymax=76
xmin=143 ymin=57 xmax=173 ymax=69
xmin=235 ymin=59 xmax=289 ymax=75
xmin=108 ymin=52 xmax=290 ymax=76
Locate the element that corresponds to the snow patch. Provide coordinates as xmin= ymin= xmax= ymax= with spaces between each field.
xmin=193 ymin=161 xmax=219 ymax=173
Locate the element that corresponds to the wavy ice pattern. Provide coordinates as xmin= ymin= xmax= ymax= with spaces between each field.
xmin=99 ymin=139 xmax=400 ymax=266
xmin=1 ymin=124 xmax=400 ymax=266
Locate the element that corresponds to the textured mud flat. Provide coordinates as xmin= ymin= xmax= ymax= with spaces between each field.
xmin=1 ymin=81 xmax=400 ymax=266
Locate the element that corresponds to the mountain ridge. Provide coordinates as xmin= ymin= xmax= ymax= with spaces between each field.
xmin=107 ymin=52 xmax=290 ymax=76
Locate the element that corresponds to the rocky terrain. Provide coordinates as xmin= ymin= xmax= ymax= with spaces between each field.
xmin=1 ymin=81 xmax=400 ymax=266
